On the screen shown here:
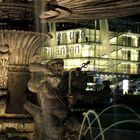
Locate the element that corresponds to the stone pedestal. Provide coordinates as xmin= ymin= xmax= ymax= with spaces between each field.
xmin=0 ymin=114 xmax=34 ymax=140
xmin=7 ymin=66 xmax=30 ymax=114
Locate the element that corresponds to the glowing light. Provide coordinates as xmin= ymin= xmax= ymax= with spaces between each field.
xmin=123 ymin=79 xmax=129 ymax=94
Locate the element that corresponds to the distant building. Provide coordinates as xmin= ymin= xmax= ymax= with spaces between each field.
xmin=38 ymin=19 xmax=140 ymax=76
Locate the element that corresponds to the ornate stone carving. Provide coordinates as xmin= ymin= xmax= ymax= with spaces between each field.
xmin=0 ymin=44 xmax=9 ymax=89
xmin=29 ymin=55 xmax=41 ymax=64
xmin=0 ymin=44 xmax=9 ymax=114
xmin=39 ymin=0 xmax=140 ymax=22
xmin=0 ymin=30 xmax=51 ymax=114
xmin=0 ymin=30 xmax=51 ymax=65
xmin=0 ymin=1 xmax=34 ymax=31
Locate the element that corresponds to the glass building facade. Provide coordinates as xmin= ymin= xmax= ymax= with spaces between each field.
xmin=38 ymin=19 xmax=140 ymax=75
xmin=36 ymin=19 xmax=140 ymax=93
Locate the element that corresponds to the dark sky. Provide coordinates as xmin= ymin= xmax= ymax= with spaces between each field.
xmin=124 ymin=14 xmax=140 ymax=22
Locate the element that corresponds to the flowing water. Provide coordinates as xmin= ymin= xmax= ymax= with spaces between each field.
xmin=78 ymin=104 xmax=140 ymax=140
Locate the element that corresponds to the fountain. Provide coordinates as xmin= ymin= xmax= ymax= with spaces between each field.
xmin=78 ymin=104 xmax=140 ymax=140
xmin=0 ymin=1 xmax=139 ymax=140
xmin=0 ymin=31 xmax=51 ymax=140
xmin=0 ymin=1 xmax=52 ymax=139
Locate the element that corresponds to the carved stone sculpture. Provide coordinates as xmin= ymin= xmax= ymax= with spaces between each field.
xmin=0 ymin=44 xmax=10 ymax=114
xmin=0 ymin=44 xmax=9 ymax=89
xmin=24 ymin=58 xmax=89 ymax=140
xmin=24 ymin=59 xmax=68 ymax=140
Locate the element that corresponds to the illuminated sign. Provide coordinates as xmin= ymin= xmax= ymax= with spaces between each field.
xmin=56 ymin=45 xmax=81 ymax=57
xmin=56 ymin=29 xmax=89 ymax=44
xmin=41 ymin=45 xmax=82 ymax=58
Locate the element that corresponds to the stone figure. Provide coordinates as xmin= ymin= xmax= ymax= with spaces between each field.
xmin=24 ymin=59 xmax=68 ymax=140
xmin=24 ymin=59 xmax=89 ymax=140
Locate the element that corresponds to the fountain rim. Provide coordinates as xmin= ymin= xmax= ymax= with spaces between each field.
xmin=0 ymin=30 xmax=52 ymax=39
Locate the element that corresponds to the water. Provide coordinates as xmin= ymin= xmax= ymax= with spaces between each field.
xmin=94 ymin=119 xmax=140 ymax=140
xmin=78 ymin=104 xmax=140 ymax=140
xmin=78 ymin=110 xmax=105 ymax=140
